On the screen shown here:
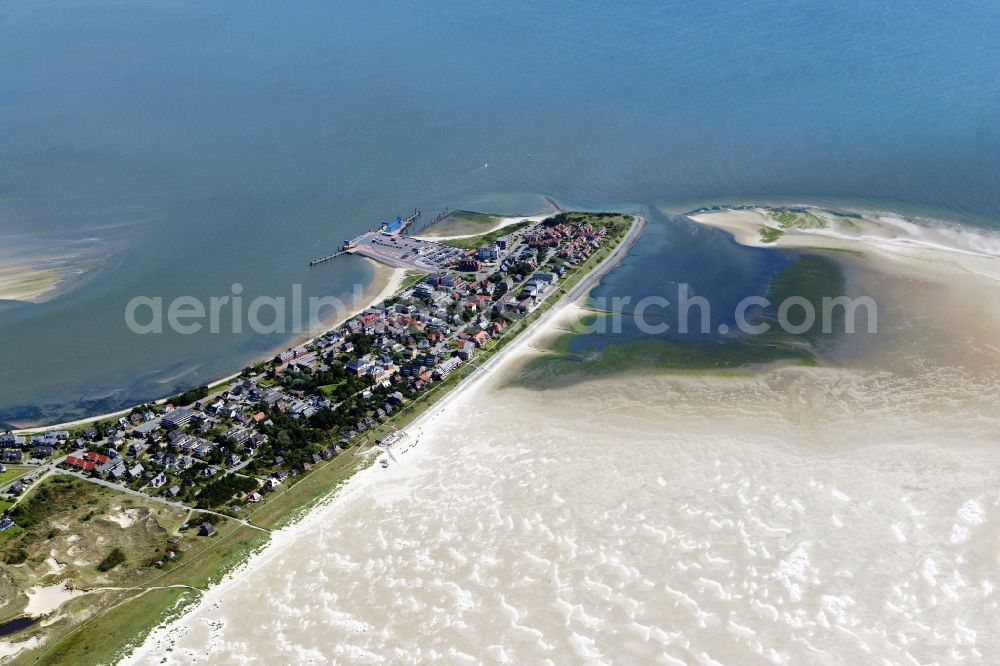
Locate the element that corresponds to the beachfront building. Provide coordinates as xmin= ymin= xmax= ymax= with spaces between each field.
xmin=455 ymin=340 xmax=476 ymax=361
xmin=433 ymin=356 xmax=463 ymax=380
xmin=162 ymin=408 xmax=194 ymax=429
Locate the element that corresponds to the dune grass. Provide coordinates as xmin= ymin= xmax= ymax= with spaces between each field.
xmin=438 ymin=222 xmax=532 ymax=249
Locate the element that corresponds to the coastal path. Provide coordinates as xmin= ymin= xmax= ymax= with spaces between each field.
xmin=52 ymin=468 xmax=270 ymax=532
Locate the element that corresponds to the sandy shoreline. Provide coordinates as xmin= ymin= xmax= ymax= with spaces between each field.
xmin=123 ymin=216 xmax=644 ymax=662
xmin=12 ymin=260 xmax=406 ymax=434
xmin=262 ymin=258 xmax=407 ymax=361
xmin=123 ymin=252 xmax=581 ymax=666
xmin=413 ymin=213 xmax=551 ymax=241
xmin=126 ymin=206 xmax=1000 ymax=663
xmin=689 ymin=206 xmax=1000 ymax=285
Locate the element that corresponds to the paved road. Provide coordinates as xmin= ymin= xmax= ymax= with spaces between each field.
xmin=0 ymin=454 xmax=70 ymax=499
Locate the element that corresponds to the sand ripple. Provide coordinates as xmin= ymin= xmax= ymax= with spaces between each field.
xmin=130 ymin=364 xmax=1000 ymax=665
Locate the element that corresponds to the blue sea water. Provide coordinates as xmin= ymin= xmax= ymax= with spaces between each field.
xmin=2 ymin=0 xmax=1000 ymax=425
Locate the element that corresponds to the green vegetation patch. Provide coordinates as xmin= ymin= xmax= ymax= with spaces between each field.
xmin=769 ymin=208 xmax=829 ymax=230
xmin=439 ymin=222 xmax=532 ymax=249
xmin=0 ymin=466 xmax=33 ymax=487
xmin=6 ymin=475 xmax=95 ymax=530
xmin=167 ymin=384 xmax=209 ymax=407
xmin=518 ymin=252 xmax=845 ymax=384
xmin=518 ymin=335 xmax=816 ymax=385
xmin=397 ymin=270 xmax=427 ymax=292
xmin=0 ymin=474 xmax=192 ymax=658
xmin=757 ymin=254 xmax=846 ymax=346
xmin=197 ymin=475 xmax=258 ymax=509
xmin=758 ymin=227 xmax=785 ymax=243
xmin=836 ymin=216 xmax=859 ymax=230
xmin=418 ymin=210 xmax=505 ymax=238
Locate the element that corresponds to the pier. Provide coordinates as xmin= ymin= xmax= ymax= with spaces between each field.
xmin=309 ymin=209 xmax=422 ymax=267
xmin=394 ymin=210 xmax=421 ymax=234
xmin=308 ymin=250 xmax=348 ymax=266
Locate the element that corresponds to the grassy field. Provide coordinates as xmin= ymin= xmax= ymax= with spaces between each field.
xmin=318 ymin=380 xmax=349 ymax=398
xmin=397 ymin=270 xmax=428 ymax=293
xmin=416 ymin=210 xmax=506 ymax=238
xmin=438 ymin=221 xmax=532 ymax=250
xmin=0 ymin=475 xmax=200 ymax=663
xmin=0 ymin=466 xmax=34 ymax=487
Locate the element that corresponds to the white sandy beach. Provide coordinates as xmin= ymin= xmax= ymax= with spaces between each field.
xmin=413 ymin=213 xmax=551 ymax=241
xmin=266 ymin=259 xmax=408 ymax=356
xmin=690 ymin=207 xmax=1000 ymax=284
xmin=22 ymin=584 xmax=89 ymax=619
xmin=125 ymin=209 xmax=1000 ymax=664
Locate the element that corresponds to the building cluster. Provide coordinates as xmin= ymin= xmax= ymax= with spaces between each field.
xmin=266 ymin=214 xmax=617 ymax=435
xmin=3 ymin=214 xmax=624 ymax=514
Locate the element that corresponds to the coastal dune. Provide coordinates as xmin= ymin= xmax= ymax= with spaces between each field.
xmin=689 ymin=207 xmax=1000 ymax=286
xmin=126 ymin=209 xmax=1000 ymax=664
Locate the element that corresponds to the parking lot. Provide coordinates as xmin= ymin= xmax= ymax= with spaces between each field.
xmin=350 ymin=232 xmax=464 ymax=271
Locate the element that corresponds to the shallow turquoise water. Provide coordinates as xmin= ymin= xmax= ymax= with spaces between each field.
xmin=2 ymin=0 xmax=1000 ymax=424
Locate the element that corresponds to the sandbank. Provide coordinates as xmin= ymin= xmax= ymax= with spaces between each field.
xmin=13 ymin=260 xmax=407 ymax=434
xmin=126 ymin=217 xmax=1000 ymax=664
xmin=0 ymin=235 xmax=109 ymax=304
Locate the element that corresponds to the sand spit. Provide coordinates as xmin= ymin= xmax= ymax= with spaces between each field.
xmin=127 ymin=209 xmax=1000 ymax=664
xmin=689 ymin=206 xmax=1000 ymax=284
xmin=414 ymin=213 xmax=550 ymax=241
xmin=0 ymin=264 xmax=63 ymax=303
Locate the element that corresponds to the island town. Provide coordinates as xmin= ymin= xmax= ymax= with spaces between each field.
xmin=0 ymin=209 xmax=641 ymax=662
